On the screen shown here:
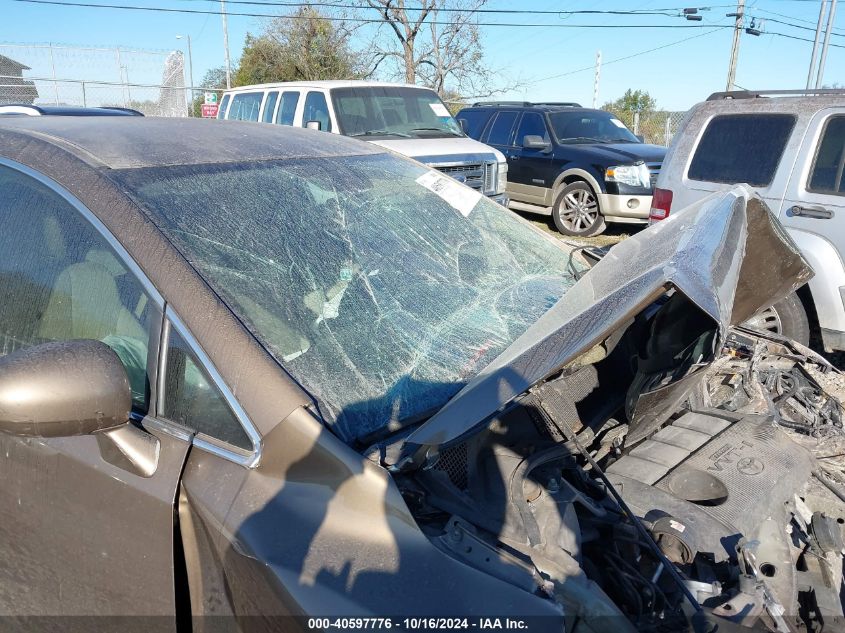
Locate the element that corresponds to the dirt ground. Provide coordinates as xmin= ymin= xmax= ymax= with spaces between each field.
xmin=523 ymin=213 xmax=639 ymax=248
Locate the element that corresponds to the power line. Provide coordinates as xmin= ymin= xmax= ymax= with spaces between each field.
xmin=767 ymin=29 xmax=845 ymax=48
xmin=532 ymin=26 xmax=731 ymax=83
xmin=8 ymin=0 xmax=744 ymax=27
xmin=747 ymin=13 xmax=845 ymax=38
xmin=171 ymin=0 xmax=732 ymax=17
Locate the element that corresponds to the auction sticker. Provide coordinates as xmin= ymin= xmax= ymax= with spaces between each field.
xmin=429 ymin=102 xmax=451 ymax=117
xmin=416 ymin=171 xmax=482 ymax=217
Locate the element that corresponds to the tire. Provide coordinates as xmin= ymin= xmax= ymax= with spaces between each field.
xmin=552 ymin=182 xmax=606 ymax=237
xmin=741 ymin=291 xmax=810 ymax=346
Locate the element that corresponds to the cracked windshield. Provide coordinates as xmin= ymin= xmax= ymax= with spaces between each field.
xmin=116 ymin=153 xmax=581 ymax=443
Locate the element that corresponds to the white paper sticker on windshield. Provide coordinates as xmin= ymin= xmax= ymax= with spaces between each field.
xmin=429 ymin=102 xmax=451 ymax=117
xmin=610 ymin=118 xmax=627 ymax=128
xmin=416 ymin=170 xmax=482 ymax=217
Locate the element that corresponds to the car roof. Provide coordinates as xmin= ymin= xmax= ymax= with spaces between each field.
xmin=692 ymin=94 xmax=845 ymax=116
xmin=225 ymin=80 xmax=425 ymax=92
xmin=0 ymin=104 xmax=144 ymax=116
xmin=0 ymin=116 xmax=385 ymax=169
xmin=459 ymin=104 xmax=605 ymax=114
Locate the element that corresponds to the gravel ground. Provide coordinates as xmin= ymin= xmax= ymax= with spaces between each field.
xmin=521 ymin=212 xmax=642 ymax=248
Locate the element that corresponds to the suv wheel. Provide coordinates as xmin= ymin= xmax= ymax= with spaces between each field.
xmin=741 ymin=291 xmax=810 ymax=346
xmin=552 ymin=182 xmax=606 ymax=237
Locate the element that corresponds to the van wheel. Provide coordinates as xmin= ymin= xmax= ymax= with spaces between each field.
xmin=741 ymin=291 xmax=810 ymax=346
xmin=552 ymin=182 xmax=606 ymax=237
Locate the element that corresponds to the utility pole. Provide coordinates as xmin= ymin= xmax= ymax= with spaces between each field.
xmin=725 ymin=0 xmax=745 ymax=91
xmin=176 ymin=35 xmax=194 ymax=116
xmin=221 ymin=0 xmax=232 ymax=89
xmin=593 ymin=50 xmax=601 ymax=108
xmin=816 ymin=0 xmax=838 ymax=88
xmin=807 ymin=0 xmax=828 ymax=89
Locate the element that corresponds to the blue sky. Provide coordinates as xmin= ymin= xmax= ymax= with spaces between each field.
xmin=1 ymin=0 xmax=843 ymax=111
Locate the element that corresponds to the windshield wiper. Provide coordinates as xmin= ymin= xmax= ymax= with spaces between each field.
xmin=350 ymin=130 xmax=412 ymax=138
xmin=411 ymin=127 xmax=463 ymax=136
xmin=561 ymin=137 xmax=607 ymax=144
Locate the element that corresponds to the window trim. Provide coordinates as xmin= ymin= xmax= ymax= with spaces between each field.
xmin=159 ymin=309 xmax=262 ymax=467
xmin=807 ymin=114 xmax=845 ymax=197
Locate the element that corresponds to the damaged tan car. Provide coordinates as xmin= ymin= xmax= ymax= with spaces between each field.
xmin=0 ymin=117 xmax=843 ymax=633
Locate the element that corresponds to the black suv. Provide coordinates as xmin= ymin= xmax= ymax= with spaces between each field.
xmin=457 ymin=102 xmax=666 ymax=236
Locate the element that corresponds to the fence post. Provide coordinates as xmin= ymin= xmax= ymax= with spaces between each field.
xmin=81 ymin=82 xmax=87 ymax=107
xmin=664 ymin=116 xmax=671 ymax=146
xmin=49 ymin=43 xmax=59 ymax=105
xmin=633 ymin=112 xmax=640 ymax=135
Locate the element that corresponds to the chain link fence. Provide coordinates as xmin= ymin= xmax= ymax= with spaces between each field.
xmin=604 ymin=109 xmax=688 ymax=146
xmin=0 ymin=43 xmax=189 ymax=117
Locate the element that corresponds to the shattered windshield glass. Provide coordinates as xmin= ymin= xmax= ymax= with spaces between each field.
xmin=115 ymin=154 xmax=581 ymax=443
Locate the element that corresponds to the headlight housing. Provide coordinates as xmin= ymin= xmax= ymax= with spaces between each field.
xmin=496 ymin=161 xmax=508 ymax=195
xmin=605 ymin=162 xmax=650 ymax=189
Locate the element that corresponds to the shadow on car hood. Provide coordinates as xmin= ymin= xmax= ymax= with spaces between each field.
xmin=395 ymin=186 xmax=812 ymax=470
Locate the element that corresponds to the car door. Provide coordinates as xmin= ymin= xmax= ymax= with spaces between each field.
xmin=510 ymin=112 xmax=553 ymax=206
xmin=779 ymin=109 xmax=845 ymax=234
xmin=0 ymin=162 xmax=191 ymax=619
xmin=777 ymin=109 xmax=845 ymax=342
xmin=481 ymin=110 xmax=519 ymax=197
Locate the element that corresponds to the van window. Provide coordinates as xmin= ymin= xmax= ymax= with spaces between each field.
xmin=808 ymin=116 xmax=845 ymax=196
xmin=486 ymin=111 xmax=519 ymax=146
xmin=276 ymin=91 xmax=300 ymax=126
xmin=262 ymin=91 xmax=279 ymax=123
xmin=688 ymin=114 xmax=796 ymax=187
xmin=457 ymin=109 xmax=493 ymax=139
xmin=228 ymin=92 xmax=263 ymax=122
xmin=302 ymin=92 xmax=332 ymax=132
xmin=216 ymin=94 xmax=230 ymax=120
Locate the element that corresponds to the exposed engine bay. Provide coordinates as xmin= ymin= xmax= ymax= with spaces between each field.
xmin=388 ymin=296 xmax=845 ymax=633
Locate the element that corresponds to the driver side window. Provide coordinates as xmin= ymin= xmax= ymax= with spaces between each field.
xmin=0 ymin=165 xmax=158 ymax=412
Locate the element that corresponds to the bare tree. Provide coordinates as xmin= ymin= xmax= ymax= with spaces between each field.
xmin=363 ymin=0 xmax=518 ymax=99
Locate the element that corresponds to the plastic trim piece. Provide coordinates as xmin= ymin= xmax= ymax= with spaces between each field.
xmin=163 ymin=308 xmax=263 ymax=468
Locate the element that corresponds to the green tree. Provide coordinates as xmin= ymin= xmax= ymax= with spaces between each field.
xmin=233 ymin=6 xmax=367 ymax=87
xmin=191 ymin=66 xmax=228 ymax=117
xmin=603 ymin=89 xmax=657 ymax=114
xmin=602 ymin=89 xmax=658 ymax=131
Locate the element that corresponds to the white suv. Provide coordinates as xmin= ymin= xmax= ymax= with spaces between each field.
xmin=219 ymin=80 xmax=508 ymax=204
xmin=651 ymin=89 xmax=845 ymax=351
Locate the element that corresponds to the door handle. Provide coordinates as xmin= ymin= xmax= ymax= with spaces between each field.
xmin=790 ymin=205 xmax=834 ymax=219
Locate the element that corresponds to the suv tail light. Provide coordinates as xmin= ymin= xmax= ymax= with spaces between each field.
xmin=649 ymin=187 xmax=673 ymax=222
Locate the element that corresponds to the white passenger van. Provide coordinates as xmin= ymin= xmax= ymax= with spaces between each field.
xmin=218 ymin=81 xmax=508 ymax=204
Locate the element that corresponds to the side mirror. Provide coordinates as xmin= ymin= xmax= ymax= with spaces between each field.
xmin=305 ymin=120 xmax=322 ymax=131
xmin=523 ymin=135 xmax=550 ymax=151
xmin=0 ymin=340 xmax=130 ymax=438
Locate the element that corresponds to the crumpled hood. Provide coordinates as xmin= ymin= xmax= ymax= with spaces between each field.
xmin=368 ymin=135 xmax=505 ymax=163
xmin=395 ymin=186 xmax=812 ymax=469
